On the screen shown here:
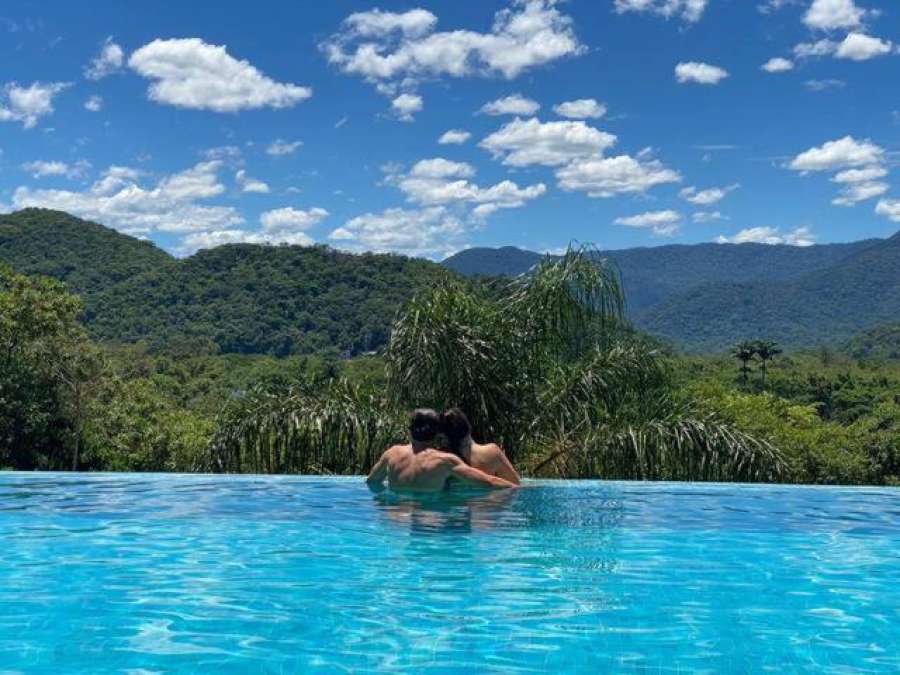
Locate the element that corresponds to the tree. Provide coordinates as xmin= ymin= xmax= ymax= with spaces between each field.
xmin=731 ymin=341 xmax=757 ymax=387
xmin=56 ymin=340 xmax=106 ymax=470
xmin=754 ymin=340 xmax=782 ymax=389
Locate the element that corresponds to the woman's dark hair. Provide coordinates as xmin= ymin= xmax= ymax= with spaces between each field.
xmin=409 ymin=408 xmax=440 ymax=443
xmin=440 ymin=408 xmax=472 ymax=454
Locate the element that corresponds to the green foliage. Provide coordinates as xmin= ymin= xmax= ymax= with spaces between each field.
xmin=842 ymin=323 xmax=900 ymax=362
xmin=387 ymin=246 xmax=782 ymax=481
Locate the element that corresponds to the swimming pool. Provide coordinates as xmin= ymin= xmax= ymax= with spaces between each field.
xmin=1 ymin=474 xmax=898 ymax=672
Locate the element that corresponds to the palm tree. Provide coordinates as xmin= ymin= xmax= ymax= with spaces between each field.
xmin=731 ymin=341 xmax=757 ymax=387
xmin=754 ymin=340 xmax=782 ymax=389
xmin=386 ymin=246 xmax=783 ymax=481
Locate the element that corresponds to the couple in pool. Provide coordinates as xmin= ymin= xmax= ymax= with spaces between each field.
xmin=366 ymin=408 xmax=520 ymax=493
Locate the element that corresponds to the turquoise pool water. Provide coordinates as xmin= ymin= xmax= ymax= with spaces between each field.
xmin=1 ymin=474 xmax=898 ymax=673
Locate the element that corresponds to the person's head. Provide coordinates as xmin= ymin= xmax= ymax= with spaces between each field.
xmin=440 ymin=407 xmax=472 ymax=454
xmin=409 ymin=408 xmax=440 ymax=444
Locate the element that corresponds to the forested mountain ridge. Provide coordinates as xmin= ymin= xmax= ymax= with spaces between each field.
xmin=443 ymin=240 xmax=880 ymax=313
xmin=0 ymin=209 xmax=453 ymax=356
xmin=637 ymin=232 xmax=900 ymax=351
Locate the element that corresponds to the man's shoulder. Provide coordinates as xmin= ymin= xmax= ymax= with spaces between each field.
xmin=384 ymin=444 xmax=411 ymax=457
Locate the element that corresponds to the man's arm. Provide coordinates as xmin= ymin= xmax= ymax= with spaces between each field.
xmin=366 ymin=450 xmax=391 ymax=493
xmin=489 ymin=444 xmax=521 ymax=485
xmin=442 ymin=454 xmax=517 ymax=489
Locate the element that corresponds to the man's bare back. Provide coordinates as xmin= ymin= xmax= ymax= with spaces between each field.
xmin=367 ymin=443 xmax=516 ymax=493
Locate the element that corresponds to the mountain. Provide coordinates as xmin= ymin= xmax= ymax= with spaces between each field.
xmin=637 ymin=233 xmax=900 ymax=351
xmin=443 ymin=240 xmax=878 ymax=313
xmin=0 ymin=209 xmax=452 ymax=356
xmin=0 ymin=208 xmax=173 ymax=296
xmin=842 ymin=323 xmax=900 ymax=361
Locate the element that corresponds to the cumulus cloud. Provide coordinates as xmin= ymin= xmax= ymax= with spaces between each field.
xmin=789 ymin=136 xmax=887 ymax=206
xmin=789 ymin=136 xmax=884 ymax=171
xmin=22 ymin=159 xmax=91 ymax=180
xmin=675 ymin=61 xmax=729 ymax=85
xmin=556 ymin=151 xmax=681 ymax=198
xmin=614 ymin=0 xmax=709 ymax=22
xmin=614 ymin=209 xmax=681 ymax=236
xmin=260 ymin=206 xmax=328 ymax=232
xmin=679 ymin=184 xmax=738 ymax=205
xmin=717 ymin=226 xmax=815 ymax=246
xmin=479 ymin=94 xmax=540 ymax=116
xmin=0 ymin=81 xmax=70 ymax=129
xmin=391 ymin=93 xmax=423 ymax=121
xmin=875 ymin=198 xmax=900 ymax=222
xmin=762 ymin=57 xmax=794 ymax=72
xmin=553 ymin=98 xmax=606 ymax=119
xmin=389 ymin=157 xmax=546 ymax=216
xmin=480 ymin=117 xmax=617 ymax=167
xmin=235 ymin=169 xmax=270 ymax=194
xmin=795 ymin=33 xmax=894 ymax=61
xmin=128 ymin=38 xmax=312 ymax=112
xmin=803 ymin=0 xmax=871 ymax=31
xmin=330 ymin=206 xmax=465 ymax=257
xmin=266 ymin=139 xmax=302 ymax=156
xmin=84 ymin=95 xmax=103 ymax=112
xmin=323 ymin=1 xmax=584 ymax=91
xmin=84 ymin=37 xmax=124 ymax=80
xmin=438 ymin=129 xmax=471 ymax=145
xmin=13 ymin=161 xmax=243 ymax=234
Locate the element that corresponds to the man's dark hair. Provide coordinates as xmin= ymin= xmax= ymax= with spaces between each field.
xmin=409 ymin=408 xmax=440 ymax=443
xmin=440 ymin=407 xmax=472 ymax=454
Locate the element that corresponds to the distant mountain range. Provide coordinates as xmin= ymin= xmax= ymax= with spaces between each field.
xmin=3 ymin=208 xmax=899 ymax=355
xmin=443 ymin=235 xmax=900 ymax=351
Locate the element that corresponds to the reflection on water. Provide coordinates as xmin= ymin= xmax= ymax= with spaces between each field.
xmin=0 ymin=474 xmax=898 ymax=673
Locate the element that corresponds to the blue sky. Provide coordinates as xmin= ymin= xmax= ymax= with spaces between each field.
xmin=0 ymin=0 xmax=898 ymax=259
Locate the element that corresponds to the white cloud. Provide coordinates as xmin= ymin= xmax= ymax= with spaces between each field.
xmin=832 ymin=181 xmax=888 ymax=206
xmin=795 ymin=33 xmax=893 ymax=61
xmin=614 ymin=0 xmax=709 ymax=22
xmin=556 ymin=152 xmax=681 ymax=197
xmin=21 ymin=159 xmax=90 ymax=180
xmin=0 ymin=81 xmax=70 ymax=129
xmin=13 ymin=161 xmax=243 ymax=234
xmin=84 ymin=37 xmax=124 ymax=80
xmin=266 ymin=139 xmax=302 ymax=156
xmin=614 ymin=209 xmax=681 ymax=236
xmin=391 ymin=93 xmax=423 ymax=121
xmin=343 ymin=8 xmax=438 ymax=38
xmin=438 ymin=129 xmax=471 ymax=145
xmin=84 ymin=95 xmax=103 ymax=112
xmin=679 ymin=184 xmax=738 ymax=205
xmin=789 ymin=136 xmax=884 ymax=171
xmin=804 ymin=0 xmax=870 ymax=31
xmin=832 ymin=165 xmax=887 ymax=183
xmin=553 ymin=98 xmax=607 ymax=119
xmin=323 ymin=1 xmax=584 ymax=89
xmin=235 ymin=169 xmax=270 ymax=194
xmin=180 ymin=228 xmax=314 ymax=253
xmin=390 ymin=157 xmax=546 ymax=215
xmin=479 ymin=94 xmax=540 ymax=116
xmin=717 ymin=226 xmax=815 ymax=246
xmin=675 ymin=61 xmax=729 ymax=85
xmin=260 ymin=206 xmax=328 ymax=231
xmin=692 ymin=210 xmax=726 ymax=223
xmin=480 ymin=117 xmax=617 ymax=167
xmin=875 ymin=198 xmax=900 ymax=222
xmin=804 ymin=78 xmax=845 ymax=91
xmin=128 ymin=38 xmax=312 ymax=112
xmin=835 ymin=32 xmax=893 ymax=61
xmin=762 ymin=57 xmax=794 ymax=72
xmin=330 ymin=206 xmax=465 ymax=257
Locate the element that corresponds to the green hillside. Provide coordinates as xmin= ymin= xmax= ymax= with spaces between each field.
xmin=842 ymin=324 xmax=900 ymax=361
xmin=637 ymin=233 xmax=900 ymax=351
xmin=0 ymin=209 xmax=454 ymax=356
